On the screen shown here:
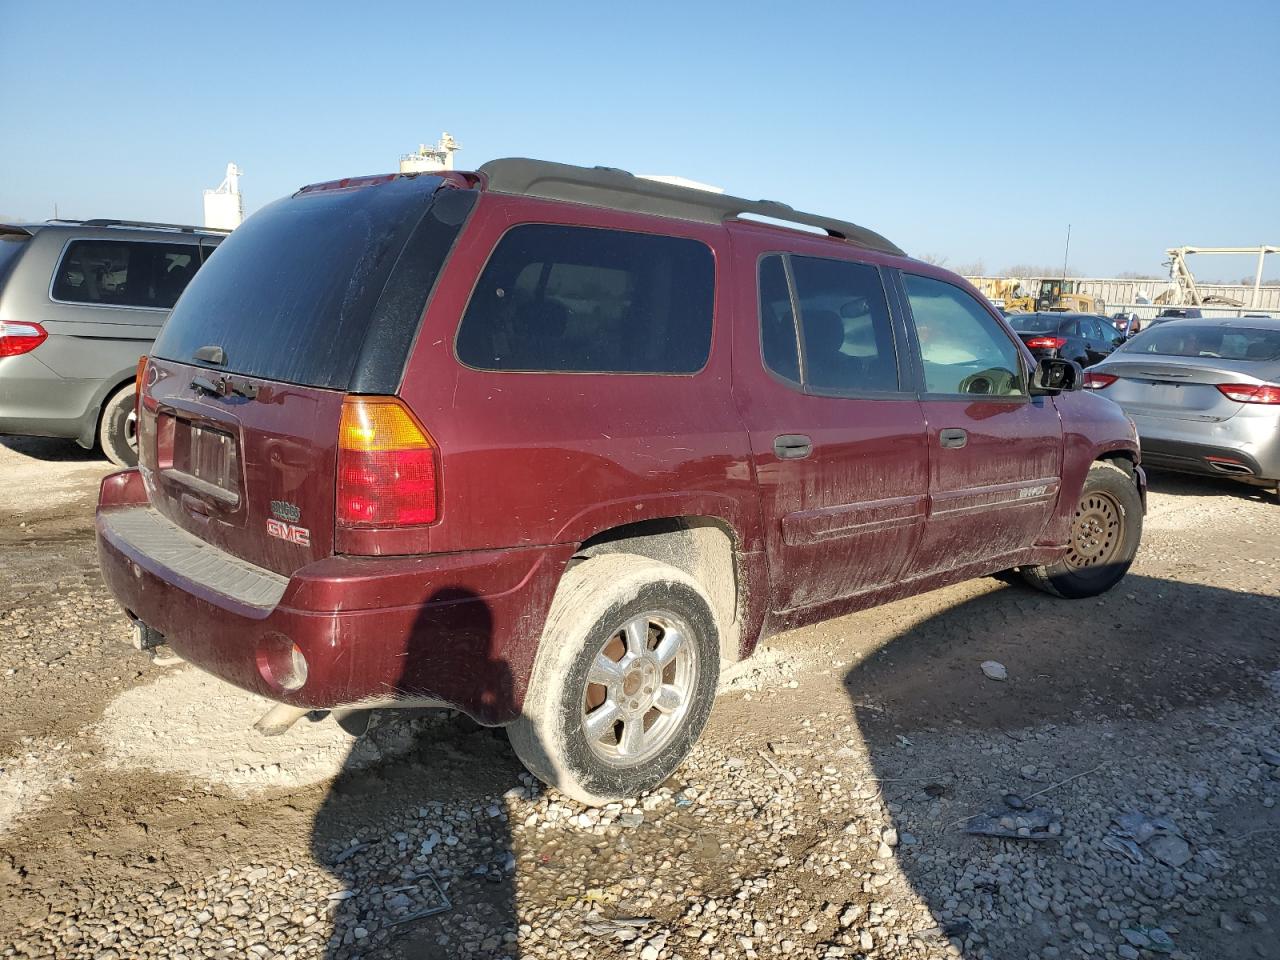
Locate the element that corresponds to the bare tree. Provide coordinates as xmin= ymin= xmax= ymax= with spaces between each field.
xmin=918 ymin=253 xmax=949 ymax=267
xmin=953 ymin=260 xmax=987 ymax=277
xmin=1000 ymin=264 xmax=1081 ymax=278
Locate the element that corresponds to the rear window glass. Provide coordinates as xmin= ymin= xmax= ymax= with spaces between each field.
xmin=1007 ymin=314 xmax=1064 ymax=334
xmin=1122 ymin=324 xmax=1280 ymax=361
xmin=153 ymin=178 xmax=447 ymax=389
xmin=455 ymin=224 xmax=714 ymax=374
xmin=52 ymin=240 xmax=201 ymax=310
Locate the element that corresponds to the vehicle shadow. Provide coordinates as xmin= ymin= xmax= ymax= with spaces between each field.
xmin=0 ymin=435 xmax=103 ymax=462
xmin=311 ymin=589 xmax=539 ymax=959
xmin=843 ymin=574 xmax=1280 ymax=959
xmin=1144 ymin=468 xmax=1275 ymax=503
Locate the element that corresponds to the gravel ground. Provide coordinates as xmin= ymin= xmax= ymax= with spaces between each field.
xmin=1 ymin=436 xmax=1278 ymax=960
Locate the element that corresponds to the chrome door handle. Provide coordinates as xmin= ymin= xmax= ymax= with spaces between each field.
xmin=774 ymin=434 xmax=813 ymax=459
xmin=939 ymin=428 xmax=968 ymax=449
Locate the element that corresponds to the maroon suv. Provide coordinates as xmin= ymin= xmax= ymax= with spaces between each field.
xmin=96 ymin=159 xmax=1145 ymax=804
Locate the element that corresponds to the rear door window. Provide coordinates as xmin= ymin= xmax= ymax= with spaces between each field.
xmin=52 ymin=240 xmax=201 ymax=310
xmin=758 ymin=253 xmax=900 ymax=394
xmin=455 ymin=224 xmax=714 ymax=374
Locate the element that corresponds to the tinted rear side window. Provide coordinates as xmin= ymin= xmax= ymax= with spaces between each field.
xmin=758 ymin=253 xmax=899 ymax=393
xmin=52 ymin=240 xmax=201 ymax=310
xmin=154 ymin=176 xmax=455 ymax=390
xmin=759 ymin=255 xmax=799 ymax=383
xmin=455 ymin=224 xmax=714 ymax=373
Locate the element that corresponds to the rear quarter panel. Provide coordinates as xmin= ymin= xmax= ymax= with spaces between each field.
xmin=397 ymin=194 xmax=762 ymax=557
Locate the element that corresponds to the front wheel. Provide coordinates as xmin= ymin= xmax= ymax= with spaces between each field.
xmin=1020 ymin=460 xmax=1143 ymax=598
xmin=507 ymin=554 xmax=719 ymax=806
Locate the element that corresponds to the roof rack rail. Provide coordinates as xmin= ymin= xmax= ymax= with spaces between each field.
xmin=46 ymin=218 xmax=230 ymax=235
xmin=476 ymin=158 xmax=904 ymax=256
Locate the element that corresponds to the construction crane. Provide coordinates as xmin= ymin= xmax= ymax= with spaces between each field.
xmin=1164 ymin=245 xmax=1279 ymax=308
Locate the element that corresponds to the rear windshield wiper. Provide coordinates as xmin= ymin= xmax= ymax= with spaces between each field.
xmin=193 ymin=344 xmax=226 ymax=366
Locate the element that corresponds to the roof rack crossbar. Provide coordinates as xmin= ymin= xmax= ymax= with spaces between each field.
xmin=47 ymin=218 xmax=230 ymax=235
xmin=476 ymin=158 xmax=904 ymax=257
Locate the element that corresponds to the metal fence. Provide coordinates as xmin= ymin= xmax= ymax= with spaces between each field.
xmin=1106 ymin=303 xmax=1275 ymax=320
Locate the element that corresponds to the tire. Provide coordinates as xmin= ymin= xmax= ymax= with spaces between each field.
xmin=507 ymin=554 xmax=719 ymax=806
xmin=99 ymin=383 xmax=139 ymax=467
xmin=1020 ymin=460 xmax=1142 ymax=599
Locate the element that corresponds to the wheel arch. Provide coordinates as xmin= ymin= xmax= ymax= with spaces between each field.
xmin=78 ymin=367 xmax=140 ymax=449
xmin=573 ymin=515 xmax=745 ymax=664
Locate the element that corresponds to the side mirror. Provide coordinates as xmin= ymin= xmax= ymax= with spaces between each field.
xmin=1030 ymin=357 xmax=1082 ymax=395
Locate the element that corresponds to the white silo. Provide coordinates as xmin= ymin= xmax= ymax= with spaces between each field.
xmin=203 ymin=163 xmax=243 ymax=230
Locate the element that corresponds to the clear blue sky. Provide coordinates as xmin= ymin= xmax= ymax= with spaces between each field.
xmin=2 ymin=0 xmax=1277 ymax=279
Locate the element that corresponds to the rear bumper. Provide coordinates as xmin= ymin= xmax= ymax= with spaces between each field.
xmin=1140 ymin=437 xmax=1275 ymax=483
xmin=95 ymin=470 xmax=572 ymax=724
xmin=1128 ymin=412 xmax=1280 ymax=482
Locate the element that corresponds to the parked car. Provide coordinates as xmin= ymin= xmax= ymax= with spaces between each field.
xmin=1086 ymin=317 xmax=1280 ymax=497
xmin=0 ymin=219 xmax=224 ymax=465
xmin=1006 ymin=312 xmax=1124 ymax=367
xmin=1111 ymin=311 xmax=1142 ymax=338
xmin=95 ymin=160 xmax=1146 ymax=804
xmin=1147 ymin=307 xmax=1204 ymax=327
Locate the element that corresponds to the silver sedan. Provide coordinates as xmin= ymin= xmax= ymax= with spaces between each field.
xmin=1084 ymin=317 xmax=1280 ymax=497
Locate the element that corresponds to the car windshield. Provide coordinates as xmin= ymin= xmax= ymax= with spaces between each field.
xmin=1007 ymin=314 xmax=1063 ymax=333
xmin=1120 ymin=324 xmax=1280 ymax=361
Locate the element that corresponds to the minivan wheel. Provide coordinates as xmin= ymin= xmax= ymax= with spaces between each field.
xmin=507 ymin=554 xmax=719 ymax=806
xmin=1020 ymin=460 xmax=1142 ymax=599
xmin=99 ymin=383 xmax=139 ymax=468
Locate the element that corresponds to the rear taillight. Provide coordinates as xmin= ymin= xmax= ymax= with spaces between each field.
xmin=134 ymin=355 xmax=148 ymax=420
xmin=0 ymin=320 xmax=48 ymax=358
xmin=337 ymin=396 xmax=439 ymax=528
xmin=1084 ymin=372 xmax=1118 ymax=389
xmin=1025 ymin=336 xmax=1068 ymax=350
xmin=1216 ymin=383 xmax=1280 ymax=404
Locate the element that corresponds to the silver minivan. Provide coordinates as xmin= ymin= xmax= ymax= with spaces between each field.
xmin=0 ymin=219 xmax=224 ymax=464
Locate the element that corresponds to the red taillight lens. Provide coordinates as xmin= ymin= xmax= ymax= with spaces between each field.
xmin=1025 ymin=336 xmax=1068 ymax=350
xmin=1084 ymin=372 xmax=1118 ymax=389
xmin=134 ymin=355 xmax=148 ymax=420
xmin=337 ymin=396 xmax=439 ymax=527
xmin=0 ymin=320 xmax=48 ymax=357
xmin=1216 ymin=383 xmax=1280 ymax=404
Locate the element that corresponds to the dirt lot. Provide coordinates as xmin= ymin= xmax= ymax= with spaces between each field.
xmin=1 ymin=436 xmax=1277 ymax=960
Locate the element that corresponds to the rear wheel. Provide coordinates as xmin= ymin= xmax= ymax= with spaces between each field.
xmin=507 ymin=554 xmax=719 ymax=806
xmin=1020 ymin=460 xmax=1142 ymax=598
xmin=99 ymin=383 xmax=138 ymax=467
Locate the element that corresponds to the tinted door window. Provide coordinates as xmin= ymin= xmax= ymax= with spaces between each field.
xmin=456 ymin=224 xmax=714 ymax=374
xmin=903 ymin=274 xmax=1025 ymax=397
xmin=759 ymin=255 xmax=800 ymax=383
xmin=52 ymin=240 xmax=201 ymax=310
xmin=758 ymin=254 xmax=898 ymax=393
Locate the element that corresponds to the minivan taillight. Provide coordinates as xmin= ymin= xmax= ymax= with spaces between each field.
xmin=337 ymin=396 xmax=439 ymax=527
xmin=0 ymin=321 xmax=48 ymax=357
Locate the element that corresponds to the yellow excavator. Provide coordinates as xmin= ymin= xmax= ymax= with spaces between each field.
xmin=1033 ymin=279 xmax=1105 ymax=314
xmin=972 ymin=277 xmax=1105 ymax=314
